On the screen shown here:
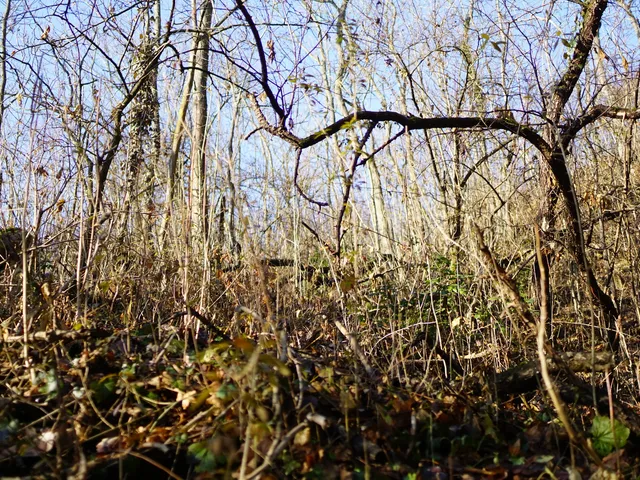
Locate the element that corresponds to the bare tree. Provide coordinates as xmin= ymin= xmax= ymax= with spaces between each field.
xmin=236 ymin=0 xmax=638 ymax=347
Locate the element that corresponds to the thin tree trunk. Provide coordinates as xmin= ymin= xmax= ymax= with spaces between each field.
xmin=0 ymin=0 xmax=10 ymax=133
xmin=190 ymin=0 xmax=213 ymax=249
xmin=367 ymin=158 xmax=394 ymax=257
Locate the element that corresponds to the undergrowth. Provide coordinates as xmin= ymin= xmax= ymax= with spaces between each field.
xmin=0 ymin=237 xmax=639 ymax=479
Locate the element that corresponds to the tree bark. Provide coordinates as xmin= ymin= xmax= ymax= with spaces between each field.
xmin=190 ymin=0 xmax=213 ymax=249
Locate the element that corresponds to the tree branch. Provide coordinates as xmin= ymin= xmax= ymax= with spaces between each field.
xmin=299 ymin=112 xmax=551 ymax=152
xmin=250 ymin=101 xmax=552 ymax=157
xmin=459 ymin=138 xmax=514 ymax=189
xmin=547 ymin=0 xmax=608 ymax=123
xmin=356 ymin=128 xmax=406 ymax=168
xmin=335 ymin=121 xmax=376 ymax=255
xmin=563 ymin=104 xmax=640 ymax=144
xmin=236 ymin=0 xmax=286 ymax=124
xmin=472 ymin=223 xmax=537 ymax=333
xmin=293 ymin=148 xmax=328 ymax=207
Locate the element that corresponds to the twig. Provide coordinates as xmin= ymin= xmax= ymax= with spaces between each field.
xmin=333 ymin=318 xmax=375 ymax=377
xmin=294 ymin=148 xmax=329 ymax=207
xmin=300 ymin=220 xmax=337 ymax=255
xmin=185 ymin=306 xmax=231 ymax=341
xmin=355 ymin=127 xmax=405 ymax=167
xmin=2 ymin=328 xmax=112 ymax=343
xmin=335 ymin=121 xmax=376 ymax=255
xmin=244 ymin=420 xmax=310 ymax=480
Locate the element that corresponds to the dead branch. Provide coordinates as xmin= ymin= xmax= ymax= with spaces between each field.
xmin=2 ymin=328 xmax=113 ymax=343
xmin=472 ymin=223 xmax=537 ymax=333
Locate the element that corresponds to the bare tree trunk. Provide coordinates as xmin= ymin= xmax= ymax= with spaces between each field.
xmin=159 ymin=9 xmax=201 ymax=248
xmin=224 ymin=90 xmax=241 ymax=255
xmin=535 ymin=0 xmax=618 ymax=347
xmin=0 ymin=0 xmax=10 ymax=133
xmin=120 ymin=5 xmax=160 ymax=243
xmin=144 ymin=0 xmax=163 ymax=247
xmin=190 ymin=0 xmax=213 ymax=250
xmin=367 ymin=158 xmax=394 ymax=257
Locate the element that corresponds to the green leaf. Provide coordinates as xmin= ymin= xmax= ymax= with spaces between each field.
xmin=561 ymin=38 xmax=575 ymax=48
xmin=38 ymin=369 xmax=59 ymax=397
xmin=188 ymin=440 xmax=223 ymax=473
xmin=535 ymin=454 xmax=555 ymax=463
xmin=120 ymin=363 xmax=136 ymax=379
xmin=216 ymin=382 xmax=238 ymax=401
xmin=591 ymin=415 xmax=630 ymax=456
xmin=90 ymin=374 xmax=118 ymax=405
xmin=480 ymin=413 xmax=498 ymax=441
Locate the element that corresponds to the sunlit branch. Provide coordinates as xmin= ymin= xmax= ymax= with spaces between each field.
xmin=563 ymin=104 xmax=640 ymax=146
xmin=254 ymin=105 xmax=552 ymax=157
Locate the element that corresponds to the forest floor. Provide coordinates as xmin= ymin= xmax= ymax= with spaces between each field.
xmin=1 ymin=287 xmax=640 ymax=479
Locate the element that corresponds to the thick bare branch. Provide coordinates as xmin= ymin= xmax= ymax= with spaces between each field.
xmin=300 ymin=112 xmax=550 ymax=152
xmin=250 ymin=99 xmax=552 ymax=156
xmin=547 ymin=0 xmax=608 ymax=123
